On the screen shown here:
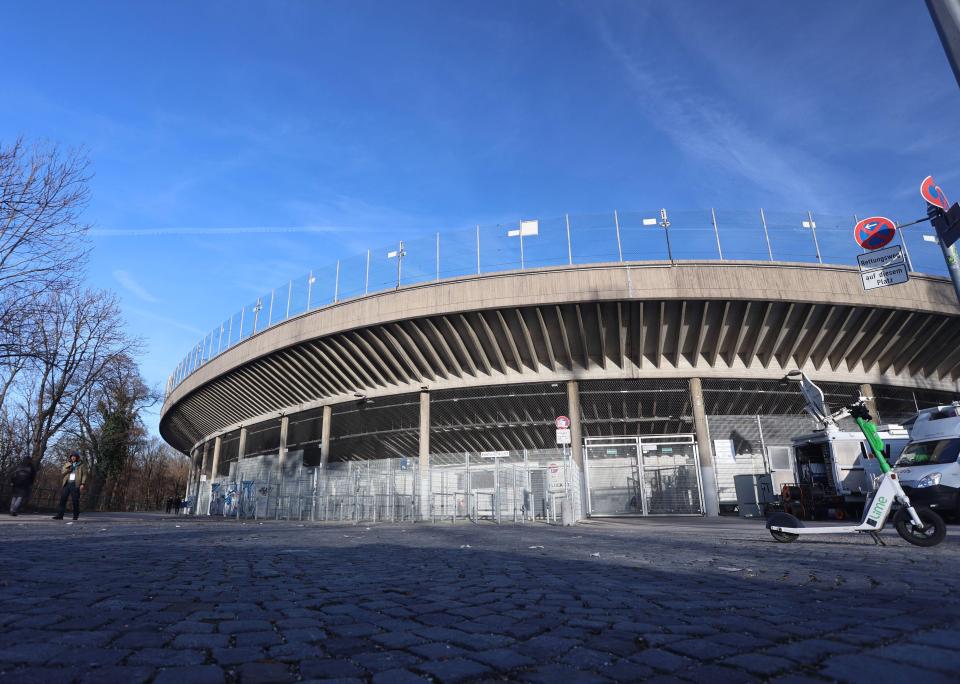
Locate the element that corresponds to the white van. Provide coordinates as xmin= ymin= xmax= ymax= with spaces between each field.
xmin=894 ymin=403 xmax=960 ymax=518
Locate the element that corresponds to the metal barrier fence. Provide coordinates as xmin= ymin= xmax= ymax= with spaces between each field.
xmin=201 ymin=448 xmax=582 ymax=524
xmin=167 ymin=207 xmax=949 ymax=396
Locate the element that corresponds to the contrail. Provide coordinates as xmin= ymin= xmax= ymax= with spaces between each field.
xmin=89 ymin=225 xmax=364 ymax=237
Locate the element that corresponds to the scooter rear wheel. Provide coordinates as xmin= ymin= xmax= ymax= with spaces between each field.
xmin=766 ymin=512 xmax=803 ymax=543
xmin=894 ymin=507 xmax=946 ymax=547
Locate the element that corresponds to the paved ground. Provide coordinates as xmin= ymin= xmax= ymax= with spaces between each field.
xmin=0 ymin=513 xmax=958 ymax=684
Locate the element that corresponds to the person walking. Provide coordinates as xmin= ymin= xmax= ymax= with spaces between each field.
xmin=9 ymin=456 xmax=36 ymax=516
xmin=52 ymin=451 xmax=87 ymax=521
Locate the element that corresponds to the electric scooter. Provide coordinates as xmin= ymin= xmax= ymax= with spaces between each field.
xmin=766 ymin=372 xmax=946 ymax=547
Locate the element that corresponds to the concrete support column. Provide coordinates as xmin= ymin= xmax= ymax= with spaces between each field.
xmin=320 ymin=405 xmax=332 ymax=468
xmin=236 ymin=427 xmax=248 ymax=483
xmin=689 ymin=377 xmax=720 ymax=517
xmin=207 ymin=436 xmax=222 ymax=516
xmin=419 ymin=390 xmax=431 ymax=521
xmin=193 ymin=441 xmax=210 ymax=513
xmin=209 ymin=436 xmax=222 ymax=482
xmin=278 ymin=415 xmax=289 ymax=511
xmin=567 ymin=380 xmax=584 ymax=470
xmin=278 ymin=415 xmax=289 ymax=474
xmin=860 ymin=384 xmax=879 ymax=423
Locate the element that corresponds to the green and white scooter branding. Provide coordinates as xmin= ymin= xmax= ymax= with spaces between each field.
xmin=767 ymin=372 xmax=946 ymax=547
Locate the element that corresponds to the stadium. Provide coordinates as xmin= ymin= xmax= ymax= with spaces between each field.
xmin=159 ymin=209 xmax=960 ymax=522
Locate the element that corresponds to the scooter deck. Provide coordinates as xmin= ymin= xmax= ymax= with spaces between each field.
xmin=769 ymin=524 xmax=871 ymax=535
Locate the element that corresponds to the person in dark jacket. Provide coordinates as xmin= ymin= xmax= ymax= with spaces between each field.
xmin=52 ymin=451 xmax=87 ymax=521
xmin=9 ymin=456 xmax=36 ymax=516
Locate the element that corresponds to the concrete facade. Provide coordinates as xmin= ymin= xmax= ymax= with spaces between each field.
xmin=160 ymin=261 xmax=960 ymax=518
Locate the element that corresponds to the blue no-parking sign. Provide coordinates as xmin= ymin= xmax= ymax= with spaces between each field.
xmin=854 ymin=216 xmax=897 ymax=251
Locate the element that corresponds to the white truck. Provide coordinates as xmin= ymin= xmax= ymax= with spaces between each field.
xmin=894 ymin=402 xmax=960 ymax=519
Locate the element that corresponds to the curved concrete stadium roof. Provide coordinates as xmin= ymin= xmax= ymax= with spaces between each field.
xmin=160 ymin=260 xmax=960 ymax=452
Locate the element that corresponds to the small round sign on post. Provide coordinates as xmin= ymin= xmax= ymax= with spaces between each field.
xmin=555 ymin=415 xmax=571 ymax=429
xmin=854 ymin=216 xmax=897 ymax=251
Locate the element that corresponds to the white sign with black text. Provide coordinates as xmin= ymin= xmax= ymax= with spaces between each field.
xmin=857 ymin=244 xmax=909 ymax=291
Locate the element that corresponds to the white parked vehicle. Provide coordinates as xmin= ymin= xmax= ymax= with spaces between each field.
xmin=894 ymin=403 xmax=960 ymax=519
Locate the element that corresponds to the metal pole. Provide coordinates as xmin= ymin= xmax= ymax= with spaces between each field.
xmin=808 ymin=210 xmax=823 ymax=264
xmin=238 ymin=307 xmax=245 ymax=341
xmin=925 ymin=0 xmax=960 ymax=88
xmin=938 ymin=238 xmax=960 ymax=303
xmin=476 ymin=225 xmax=481 ymax=274
xmin=660 ymin=208 xmax=674 ymax=263
xmin=759 ymin=208 xmax=773 ymax=261
xmin=436 ymin=231 xmax=440 ymax=281
xmin=268 ymin=289 xmax=275 ymax=325
xmin=334 ymin=259 xmax=340 ymax=302
xmin=306 ymin=270 xmax=313 ymax=310
xmin=711 ymin=207 xmax=723 ymax=259
xmin=285 ymin=280 xmax=292 ymax=319
xmin=897 ymin=221 xmax=915 ymax=272
xmin=227 ymin=314 xmax=233 ymax=348
xmin=614 ymin=210 xmax=623 ymax=263
xmin=365 ymin=249 xmax=370 ymax=295
xmin=397 ymin=241 xmax=404 ymax=289
xmin=565 ymin=214 xmax=573 ymax=265
xmin=519 ymin=227 xmax=525 ymax=270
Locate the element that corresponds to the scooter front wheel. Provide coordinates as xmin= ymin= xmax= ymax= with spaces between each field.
xmin=766 ymin=512 xmax=803 ymax=543
xmin=894 ymin=507 xmax=946 ymax=547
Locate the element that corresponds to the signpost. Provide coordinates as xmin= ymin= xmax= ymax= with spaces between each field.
xmin=857 ymin=244 xmax=909 ymax=291
xmin=854 ymin=216 xmax=897 ymax=250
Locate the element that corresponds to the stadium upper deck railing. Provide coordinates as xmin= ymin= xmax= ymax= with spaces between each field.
xmin=165 ymin=208 xmax=948 ymax=397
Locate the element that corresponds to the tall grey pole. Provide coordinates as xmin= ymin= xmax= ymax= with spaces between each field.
xmin=926 ymin=0 xmax=960 ymax=87
xmin=710 ymin=207 xmax=723 ymax=259
xmin=938 ymin=236 xmax=960 ymax=303
xmin=613 ymin=210 xmax=623 ymax=263
xmin=807 ymin=211 xmax=822 ymax=264
xmin=759 ymin=208 xmax=773 ymax=261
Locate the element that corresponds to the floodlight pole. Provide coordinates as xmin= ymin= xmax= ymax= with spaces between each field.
xmin=659 ymin=208 xmax=674 ymax=263
xmin=388 ymin=241 xmax=406 ymax=290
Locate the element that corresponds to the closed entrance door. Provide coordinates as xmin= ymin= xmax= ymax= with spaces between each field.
xmin=585 ymin=435 xmax=704 ymax=516
xmin=584 ymin=441 xmax=642 ymax=515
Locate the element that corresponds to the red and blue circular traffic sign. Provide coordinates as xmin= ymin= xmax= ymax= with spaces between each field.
xmin=854 ymin=216 xmax=897 ymax=251
xmin=921 ymin=175 xmax=949 ymax=211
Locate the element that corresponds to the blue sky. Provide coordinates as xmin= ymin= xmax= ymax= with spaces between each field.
xmin=2 ymin=1 xmax=958 ymax=436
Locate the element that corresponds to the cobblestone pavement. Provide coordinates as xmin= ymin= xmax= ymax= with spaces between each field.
xmin=1 ymin=513 xmax=958 ymax=684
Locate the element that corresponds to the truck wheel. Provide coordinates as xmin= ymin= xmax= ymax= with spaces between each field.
xmin=894 ymin=507 xmax=946 ymax=547
xmin=766 ymin=512 xmax=803 ymax=543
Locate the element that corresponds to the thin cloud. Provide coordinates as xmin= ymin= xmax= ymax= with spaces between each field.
xmin=113 ymin=270 xmax=160 ymax=303
xmin=592 ymin=16 xmax=836 ymax=209
xmin=125 ymin=306 xmax=205 ymax=336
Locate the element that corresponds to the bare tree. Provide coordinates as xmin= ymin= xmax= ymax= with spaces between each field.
xmin=23 ymin=288 xmax=140 ymax=467
xmin=0 ymin=138 xmax=91 ymax=415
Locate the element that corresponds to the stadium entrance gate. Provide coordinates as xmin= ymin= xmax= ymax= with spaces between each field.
xmin=583 ymin=435 xmax=704 ymax=516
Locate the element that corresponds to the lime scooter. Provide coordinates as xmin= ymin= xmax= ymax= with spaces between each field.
xmin=766 ymin=371 xmax=946 ymax=547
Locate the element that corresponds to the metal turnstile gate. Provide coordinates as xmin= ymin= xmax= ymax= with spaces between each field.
xmin=584 ymin=435 xmax=704 ymax=516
